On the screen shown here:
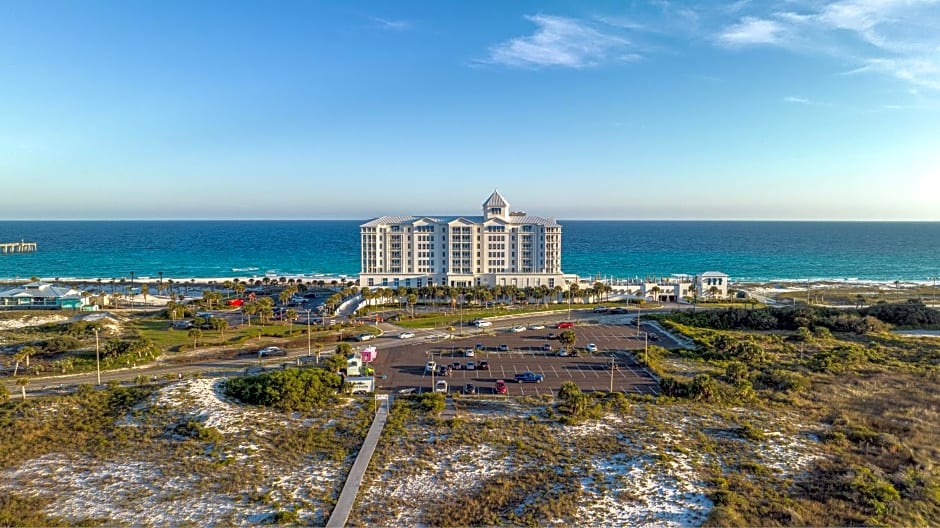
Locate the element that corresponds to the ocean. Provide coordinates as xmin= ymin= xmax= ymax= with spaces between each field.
xmin=0 ymin=220 xmax=938 ymax=283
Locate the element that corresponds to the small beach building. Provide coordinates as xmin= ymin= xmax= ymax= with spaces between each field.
xmin=0 ymin=282 xmax=88 ymax=310
xmin=696 ymin=272 xmax=730 ymax=300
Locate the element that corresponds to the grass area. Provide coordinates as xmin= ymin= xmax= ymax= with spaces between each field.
xmin=392 ymin=304 xmax=590 ymax=329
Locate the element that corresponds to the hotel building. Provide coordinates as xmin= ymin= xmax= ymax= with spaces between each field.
xmin=360 ymin=191 xmax=572 ymax=290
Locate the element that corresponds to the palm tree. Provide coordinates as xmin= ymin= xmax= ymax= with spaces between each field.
xmin=15 ymin=377 xmax=29 ymax=400
xmin=12 ymin=346 xmax=36 ymax=377
xmin=211 ymin=317 xmax=229 ymax=342
xmin=407 ymin=293 xmax=418 ymax=318
xmin=188 ymin=328 xmax=202 ymax=350
xmin=650 ymin=286 xmax=661 ymax=303
xmin=708 ymin=286 xmax=720 ymax=300
xmin=285 ymin=309 xmax=298 ymax=335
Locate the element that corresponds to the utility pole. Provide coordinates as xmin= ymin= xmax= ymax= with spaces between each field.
xmin=94 ymin=328 xmax=101 ymax=385
xmin=609 ymin=355 xmax=614 ymax=393
xmin=306 ymin=309 xmax=312 ymax=358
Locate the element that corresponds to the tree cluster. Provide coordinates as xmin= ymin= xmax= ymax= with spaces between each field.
xmin=223 ymin=368 xmax=344 ymax=412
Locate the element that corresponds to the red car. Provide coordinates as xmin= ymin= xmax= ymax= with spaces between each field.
xmin=226 ymin=298 xmax=244 ymax=307
xmin=556 ymin=321 xmax=574 ymax=329
xmin=494 ymin=380 xmax=508 ymax=395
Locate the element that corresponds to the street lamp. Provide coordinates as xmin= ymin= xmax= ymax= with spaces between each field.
xmin=639 ymin=331 xmax=649 ymax=365
xmin=94 ymin=327 xmax=101 ymax=385
xmin=306 ymin=309 xmax=312 ymax=358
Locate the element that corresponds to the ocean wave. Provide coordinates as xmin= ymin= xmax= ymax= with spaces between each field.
xmin=231 ymin=267 xmax=259 ymax=272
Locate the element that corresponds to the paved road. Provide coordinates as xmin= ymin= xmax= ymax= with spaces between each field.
xmin=326 ymin=394 xmax=391 ymax=528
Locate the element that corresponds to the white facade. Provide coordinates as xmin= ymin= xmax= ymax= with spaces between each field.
xmin=360 ymin=191 xmax=570 ymax=290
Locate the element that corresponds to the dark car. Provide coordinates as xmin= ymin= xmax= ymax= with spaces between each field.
xmin=498 ymin=344 xmax=509 ymax=351
xmin=514 ymin=371 xmax=544 ymax=383
xmin=547 ymin=332 xmax=557 ymax=340
xmin=463 ymin=383 xmax=477 ymax=394
xmin=438 ymin=365 xmax=450 ymax=377
xmin=478 ymin=360 xmax=489 ymax=370
xmin=453 ymin=361 xmax=462 ymax=370
xmin=475 ymin=343 xmax=485 ymax=350
xmin=610 ymin=307 xmax=628 ymax=314
xmin=541 ymin=343 xmax=552 ymax=352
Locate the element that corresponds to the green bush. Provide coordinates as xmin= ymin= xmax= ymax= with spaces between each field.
xmin=224 ymin=368 xmax=344 ymax=412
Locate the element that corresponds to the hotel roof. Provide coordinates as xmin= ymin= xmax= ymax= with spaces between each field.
xmin=482 ymin=189 xmax=508 ymax=208
xmin=361 ymin=214 xmax=560 ymax=228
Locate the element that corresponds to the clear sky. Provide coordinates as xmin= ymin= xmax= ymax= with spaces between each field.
xmin=2 ymin=0 xmax=938 ymax=220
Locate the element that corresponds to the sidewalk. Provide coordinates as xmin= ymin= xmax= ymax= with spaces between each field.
xmin=325 ymin=394 xmax=391 ymax=528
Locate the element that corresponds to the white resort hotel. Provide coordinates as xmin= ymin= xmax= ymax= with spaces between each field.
xmin=360 ymin=191 xmax=574 ymax=290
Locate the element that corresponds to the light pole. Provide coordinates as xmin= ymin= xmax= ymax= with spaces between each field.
xmin=636 ymin=303 xmax=641 ymax=334
xmin=639 ymin=331 xmax=648 ymax=365
xmin=306 ymin=309 xmax=312 ymax=358
xmin=458 ymin=296 xmax=463 ymax=337
xmin=609 ymin=352 xmax=615 ymax=393
xmin=94 ymin=327 xmax=101 ymax=385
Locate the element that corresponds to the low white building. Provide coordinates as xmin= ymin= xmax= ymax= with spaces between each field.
xmin=0 ymin=282 xmax=87 ymax=310
xmin=606 ymin=272 xmax=730 ymax=302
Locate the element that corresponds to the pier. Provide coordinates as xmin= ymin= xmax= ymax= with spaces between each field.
xmin=0 ymin=241 xmax=37 ymax=254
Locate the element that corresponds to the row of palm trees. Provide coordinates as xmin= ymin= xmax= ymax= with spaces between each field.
xmin=357 ymin=281 xmax=617 ymax=312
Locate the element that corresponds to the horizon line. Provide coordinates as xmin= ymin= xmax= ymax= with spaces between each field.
xmin=1 ymin=217 xmax=939 ymax=223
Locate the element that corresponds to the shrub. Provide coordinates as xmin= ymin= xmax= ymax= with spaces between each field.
xmin=416 ymin=392 xmax=445 ymax=414
xmin=224 ymin=368 xmax=344 ymax=411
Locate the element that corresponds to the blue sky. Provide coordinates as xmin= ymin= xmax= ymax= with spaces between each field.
xmin=1 ymin=0 xmax=938 ymax=220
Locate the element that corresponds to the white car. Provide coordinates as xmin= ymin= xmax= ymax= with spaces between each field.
xmin=474 ymin=320 xmax=493 ymax=328
xmin=466 ymin=361 xmax=476 ymax=370
xmin=425 ymin=361 xmax=437 ymax=374
xmin=465 ymin=349 xmax=475 ymax=357
xmin=435 ymin=380 xmax=448 ymax=393
xmin=586 ymin=343 xmax=598 ymax=353
xmin=510 ymin=325 xmax=526 ymax=333
xmin=399 ymin=332 xmax=416 ymax=339
xmin=528 ymin=324 xmax=545 ymax=330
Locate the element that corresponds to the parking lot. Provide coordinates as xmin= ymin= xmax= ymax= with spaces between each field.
xmin=370 ymin=323 xmax=663 ymax=396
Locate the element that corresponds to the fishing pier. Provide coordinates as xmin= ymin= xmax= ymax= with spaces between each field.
xmin=0 ymin=241 xmax=37 ymax=254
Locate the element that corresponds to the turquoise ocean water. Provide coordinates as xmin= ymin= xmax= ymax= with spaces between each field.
xmin=0 ymin=221 xmax=937 ymax=283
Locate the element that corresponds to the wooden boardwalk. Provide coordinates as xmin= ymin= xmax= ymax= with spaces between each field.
xmin=0 ymin=241 xmax=37 ymax=254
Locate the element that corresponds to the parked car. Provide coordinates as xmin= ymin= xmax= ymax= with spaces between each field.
xmin=226 ymin=298 xmax=244 ymax=307
xmin=592 ymin=306 xmax=608 ymax=313
xmin=514 ymin=371 xmax=544 ymax=383
xmin=258 ymin=346 xmax=286 ymax=357
xmin=453 ymin=361 xmax=462 ymax=370
xmin=435 ymin=380 xmax=448 ymax=393
xmin=556 ymin=321 xmax=575 ymax=329
xmin=586 ymin=343 xmax=598 ymax=353
xmin=510 ymin=325 xmax=526 ymax=333
xmin=478 ymin=360 xmax=489 ymax=370
xmin=355 ymin=333 xmax=375 ymax=342
xmin=463 ymin=383 xmax=477 ymax=394
xmin=425 ymin=361 xmax=437 ymax=374
xmin=528 ymin=324 xmax=546 ymax=330
xmin=172 ymin=320 xmax=194 ymax=329
xmin=547 ymin=333 xmax=557 ymax=340
xmin=609 ymin=307 xmax=628 ymax=314
xmin=541 ymin=343 xmax=553 ymax=352
xmin=498 ymin=344 xmax=509 ymax=351
xmin=474 ymin=320 xmax=493 ymax=328
xmin=398 ymin=331 xmax=415 ymax=339
xmin=494 ymin=379 xmax=508 ymax=395
xmin=475 ymin=343 xmax=485 ymax=350
xmin=438 ymin=365 xmax=450 ymax=377
xmin=466 ymin=361 xmax=476 ymax=370
xmin=557 ymin=348 xmax=569 ymax=357
xmin=465 ymin=348 xmax=475 ymax=357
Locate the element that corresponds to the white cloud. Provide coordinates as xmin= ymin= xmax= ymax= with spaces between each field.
xmin=715 ymin=1 xmax=940 ymax=90
xmin=370 ymin=17 xmax=412 ymax=31
xmin=485 ymin=15 xmax=637 ymax=68
xmin=783 ymin=96 xmax=812 ymax=104
xmin=717 ymin=17 xmax=785 ymax=45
